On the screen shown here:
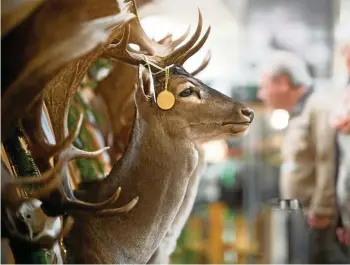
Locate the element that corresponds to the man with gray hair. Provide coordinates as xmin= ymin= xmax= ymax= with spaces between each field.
xmin=258 ymin=51 xmax=313 ymax=113
xmin=258 ymin=51 xmax=348 ymax=263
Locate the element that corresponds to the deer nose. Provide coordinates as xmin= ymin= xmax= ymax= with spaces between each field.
xmin=241 ymin=108 xmax=254 ymax=123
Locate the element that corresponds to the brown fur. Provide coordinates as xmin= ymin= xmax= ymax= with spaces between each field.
xmin=148 ymin=144 xmax=206 ymax=264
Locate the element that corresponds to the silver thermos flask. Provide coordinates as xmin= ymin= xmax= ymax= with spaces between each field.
xmin=258 ymin=199 xmax=309 ymax=264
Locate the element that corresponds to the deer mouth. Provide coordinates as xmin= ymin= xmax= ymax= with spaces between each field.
xmin=221 ymin=121 xmax=251 ymax=126
xmin=221 ymin=121 xmax=251 ymax=135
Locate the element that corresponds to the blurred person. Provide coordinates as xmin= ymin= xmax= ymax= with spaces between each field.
xmin=330 ymin=42 xmax=350 ymax=248
xmin=332 ymin=42 xmax=350 ymax=135
xmin=258 ymin=50 xmax=348 ymax=263
xmin=333 ymin=84 xmax=350 ymax=248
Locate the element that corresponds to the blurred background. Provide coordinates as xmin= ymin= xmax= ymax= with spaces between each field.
xmin=135 ymin=0 xmax=349 ymax=263
xmin=2 ymin=0 xmax=349 ymax=263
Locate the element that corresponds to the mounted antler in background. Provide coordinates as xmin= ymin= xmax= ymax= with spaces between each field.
xmin=1 ymin=0 xmax=135 ymax=140
xmin=190 ymin=50 xmax=211 ymax=76
xmin=1 ymin=0 xmax=45 ymax=36
xmin=1 ymin=153 xmax=71 ymax=264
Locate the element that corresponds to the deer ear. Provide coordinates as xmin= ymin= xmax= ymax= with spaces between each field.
xmin=137 ymin=65 xmax=155 ymax=103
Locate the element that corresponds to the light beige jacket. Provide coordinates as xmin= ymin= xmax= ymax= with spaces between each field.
xmin=280 ymin=91 xmax=336 ymax=216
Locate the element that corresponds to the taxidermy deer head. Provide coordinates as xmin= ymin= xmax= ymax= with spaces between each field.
xmin=98 ymin=6 xmax=241 ymax=156
xmin=96 ymin=37 xmax=211 ymax=158
xmin=134 ymin=63 xmax=253 ymax=141
xmin=104 ymin=9 xmax=253 ymax=139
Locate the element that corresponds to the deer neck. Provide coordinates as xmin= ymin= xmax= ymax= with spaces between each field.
xmin=88 ymin=112 xmax=198 ymax=263
xmin=109 ymin=111 xmax=198 ymax=185
xmin=105 ymin=112 xmax=199 ymax=207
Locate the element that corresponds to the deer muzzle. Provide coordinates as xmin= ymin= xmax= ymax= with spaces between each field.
xmin=240 ymin=108 xmax=254 ymax=123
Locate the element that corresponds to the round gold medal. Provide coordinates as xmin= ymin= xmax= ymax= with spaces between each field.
xmin=157 ymin=90 xmax=175 ymax=110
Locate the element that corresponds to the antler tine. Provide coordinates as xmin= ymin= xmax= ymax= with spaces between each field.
xmin=128 ymin=0 xmax=166 ymax=55
xmin=60 ymin=101 xmax=110 ymax=162
xmin=94 ymin=196 xmax=139 ymax=216
xmin=25 ymin=177 xmax=61 ymax=200
xmin=57 ymin=155 xmax=124 ymax=213
xmin=8 ymin=159 xmax=65 ymax=186
xmin=62 ymin=187 xmax=122 ymax=212
xmin=30 ymin=93 xmax=48 ymax=148
xmin=168 ymin=26 xmax=191 ymax=49
xmin=61 ymin=145 xmax=110 ymax=162
xmin=3 ymin=166 xmax=61 ymax=201
xmin=164 ymin=9 xmax=203 ymax=65
xmin=157 ymin=33 xmax=173 ymax=45
xmin=104 ymin=25 xmax=144 ymax=66
xmin=179 ymin=26 xmax=211 ymax=65
xmin=22 ymin=93 xmax=85 ymax=160
xmin=36 ymin=103 xmax=84 ymax=159
xmin=157 ymin=26 xmax=190 ymax=49
xmin=2 ymin=158 xmax=65 ymax=204
xmin=190 ymin=50 xmax=211 ymax=76
xmin=123 ymin=0 xmax=190 ymax=57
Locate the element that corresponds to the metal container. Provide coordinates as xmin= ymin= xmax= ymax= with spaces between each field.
xmin=257 ymin=199 xmax=309 ymax=264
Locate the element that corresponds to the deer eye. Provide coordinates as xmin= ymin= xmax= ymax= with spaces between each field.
xmin=179 ymin=88 xmax=193 ymax=97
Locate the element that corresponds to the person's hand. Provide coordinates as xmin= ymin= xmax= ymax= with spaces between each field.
xmin=336 ymin=227 xmax=350 ymax=245
xmin=307 ymin=212 xmax=332 ymax=228
xmin=331 ymin=113 xmax=350 ymax=134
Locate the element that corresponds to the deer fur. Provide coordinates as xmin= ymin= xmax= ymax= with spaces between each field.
xmin=147 ymin=144 xmax=206 ymax=264
xmin=65 ymin=65 xmax=253 ymax=263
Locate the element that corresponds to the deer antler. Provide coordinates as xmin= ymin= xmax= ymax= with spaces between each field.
xmin=190 ymin=50 xmax=211 ymax=76
xmin=164 ymin=9 xmax=211 ymax=65
xmin=51 ymin=105 xmax=134 ymax=213
xmin=104 ymin=8 xmax=211 ymax=68
xmin=124 ymin=0 xmax=190 ymax=56
xmin=1 ymin=161 xmax=64 ymax=210
xmin=1 ymin=0 xmax=45 ymax=36
xmin=18 ymin=95 xmax=137 ymax=214
xmin=2 ymin=0 xmax=136 ymax=140
xmin=93 ymin=196 xmax=139 ymax=216
xmin=150 ymin=27 xmax=190 ymax=52
xmin=7 ymin=160 xmax=64 ymax=196
xmin=51 ymin=101 xmax=137 ymax=214
xmin=157 ymin=33 xmax=173 ymax=45
xmin=21 ymin=94 xmax=84 ymax=161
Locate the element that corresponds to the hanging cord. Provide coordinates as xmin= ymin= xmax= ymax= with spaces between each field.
xmin=142 ymin=56 xmax=157 ymax=103
xmin=142 ymin=55 xmax=174 ymax=103
xmin=142 ymin=55 xmax=174 ymax=75
xmin=164 ymin=67 xmax=170 ymax=91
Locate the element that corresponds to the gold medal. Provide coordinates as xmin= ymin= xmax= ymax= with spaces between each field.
xmin=157 ymin=90 xmax=175 ymax=110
